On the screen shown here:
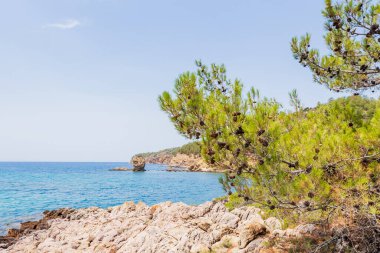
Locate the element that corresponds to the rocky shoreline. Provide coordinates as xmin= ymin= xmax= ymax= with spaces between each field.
xmin=0 ymin=208 xmax=75 ymax=250
xmin=1 ymin=201 xmax=317 ymax=253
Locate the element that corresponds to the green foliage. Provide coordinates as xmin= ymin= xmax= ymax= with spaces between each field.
xmin=291 ymin=0 xmax=380 ymax=92
xmin=159 ymin=61 xmax=380 ymax=223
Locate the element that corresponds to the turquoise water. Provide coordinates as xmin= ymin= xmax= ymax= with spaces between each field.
xmin=0 ymin=162 xmax=224 ymax=235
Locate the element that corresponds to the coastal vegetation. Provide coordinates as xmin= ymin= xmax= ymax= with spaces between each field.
xmin=159 ymin=0 xmax=380 ymax=251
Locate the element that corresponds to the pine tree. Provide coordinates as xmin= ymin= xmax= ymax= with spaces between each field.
xmin=291 ymin=0 xmax=380 ymax=93
xmin=159 ymin=61 xmax=380 ymax=224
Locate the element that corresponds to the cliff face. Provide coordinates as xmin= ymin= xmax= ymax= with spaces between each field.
xmin=3 ymin=200 xmax=317 ymax=253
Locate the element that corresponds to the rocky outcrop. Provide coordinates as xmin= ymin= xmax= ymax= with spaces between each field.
xmin=110 ymin=156 xmax=146 ymax=172
xmin=131 ymin=155 xmax=145 ymax=171
xmin=2 ymin=201 xmax=317 ymax=253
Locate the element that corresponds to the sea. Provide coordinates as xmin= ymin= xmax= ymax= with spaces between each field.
xmin=0 ymin=162 xmax=224 ymax=235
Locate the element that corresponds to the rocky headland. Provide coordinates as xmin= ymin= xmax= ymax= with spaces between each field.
xmin=137 ymin=143 xmax=226 ymax=173
xmin=1 ymin=201 xmax=317 ymax=253
xmin=144 ymin=153 xmax=219 ymax=172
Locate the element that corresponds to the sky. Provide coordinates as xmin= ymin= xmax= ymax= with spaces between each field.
xmin=0 ymin=0 xmax=360 ymax=162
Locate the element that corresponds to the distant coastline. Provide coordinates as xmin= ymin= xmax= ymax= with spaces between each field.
xmin=136 ymin=142 xmax=226 ymax=173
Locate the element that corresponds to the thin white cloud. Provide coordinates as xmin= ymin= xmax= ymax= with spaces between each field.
xmin=45 ymin=19 xmax=81 ymax=30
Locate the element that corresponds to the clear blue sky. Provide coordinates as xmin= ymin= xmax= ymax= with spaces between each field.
xmin=0 ymin=0 xmax=356 ymax=162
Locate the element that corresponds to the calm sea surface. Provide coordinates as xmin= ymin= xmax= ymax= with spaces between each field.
xmin=0 ymin=162 xmax=224 ymax=235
